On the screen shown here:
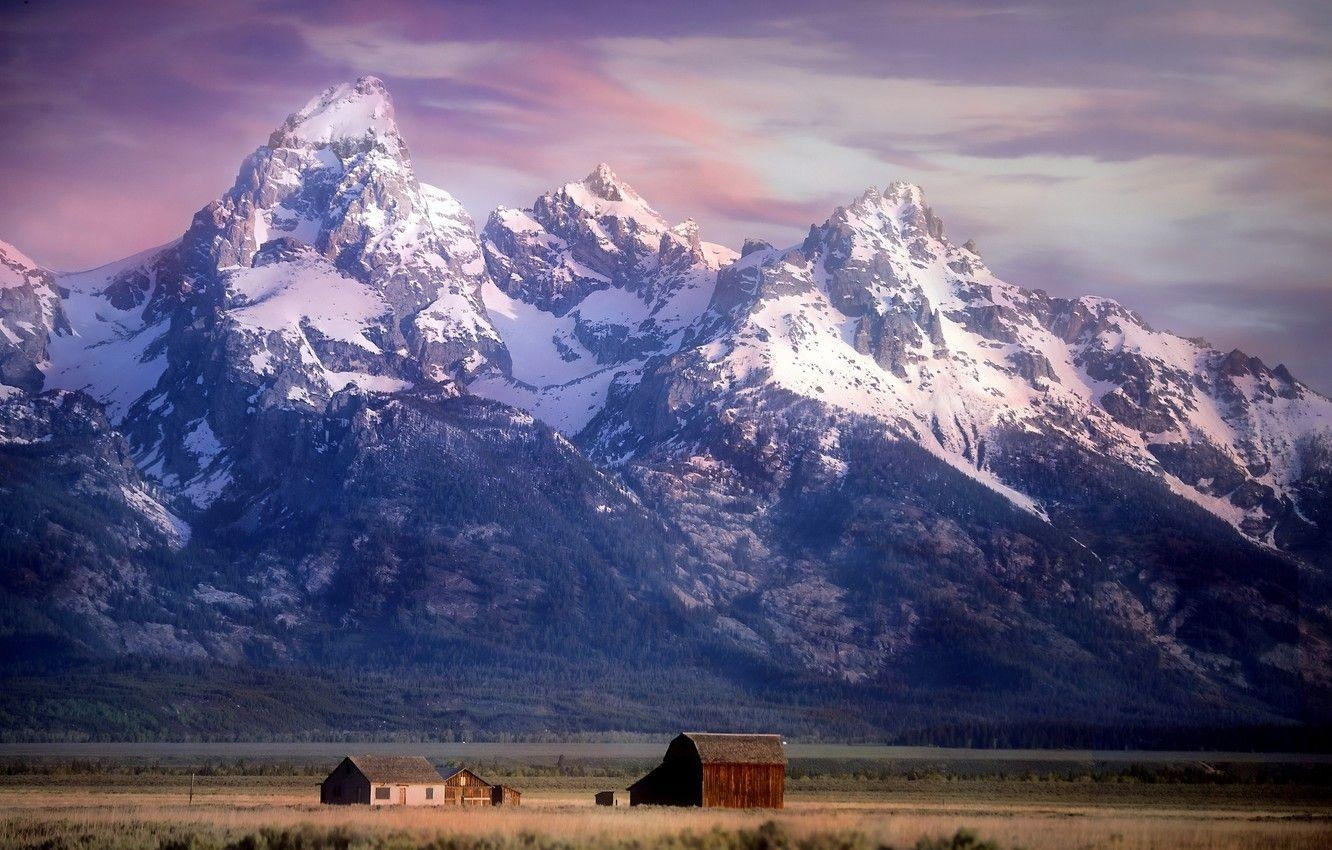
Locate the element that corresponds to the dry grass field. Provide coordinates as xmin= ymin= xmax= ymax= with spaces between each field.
xmin=1 ymin=772 xmax=1330 ymax=850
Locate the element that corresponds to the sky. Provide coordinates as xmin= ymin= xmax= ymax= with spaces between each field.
xmin=2 ymin=0 xmax=1330 ymax=391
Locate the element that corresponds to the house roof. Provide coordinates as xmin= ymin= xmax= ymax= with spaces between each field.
xmin=681 ymin=733 xmax=786 ymax=764
xmin=346 ymin=755 xmax=444 ymax=784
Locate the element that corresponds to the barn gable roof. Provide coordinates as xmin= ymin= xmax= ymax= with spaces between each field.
xmin=346 ymin=755 xmax=444 ymax=784
xmin=682 ymin=733 xmax=786 ymax=764
xmin=439 ymin=766 xmax=491 ymax=785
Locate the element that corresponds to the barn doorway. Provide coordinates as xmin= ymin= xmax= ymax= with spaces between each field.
xmin=398 ymin=786 xmax=407 ymax=805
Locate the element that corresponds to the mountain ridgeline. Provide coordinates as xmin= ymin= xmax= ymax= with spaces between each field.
xmin=2 ymin=77 xmax=1331 ymax=744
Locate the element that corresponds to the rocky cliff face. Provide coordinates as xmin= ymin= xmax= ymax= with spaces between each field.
xmin=1 ymin=77 xmax=1330 ymax=737
xmin=569 ymin=178 xmax=1332 ymax=709
xmin=470 ymin=164 xmax=735 ymax=433
xmin=583 ymin=181 xmax=1332 ymax=546
xmin=33 ymin=77 xmax=508 ymax=512
xmin=181 ymin=387 xmax=690 ymax=658
xmin=0 ymin=390 xmax=202 ymax=660
xmin=0 ymin=241 xmax=67 ymax=394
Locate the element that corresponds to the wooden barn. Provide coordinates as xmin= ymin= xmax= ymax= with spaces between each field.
xmin=628 ymin=733 xmax=786 ymax=808
xmin=320 ymin=755 xmax=446 ymax=806
xmin=492 ymin=784 xmax=522 ymax=806
xmin=440 ymin=766 xmax=494 ymax=805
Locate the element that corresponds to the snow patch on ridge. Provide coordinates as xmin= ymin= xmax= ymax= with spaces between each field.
xmin=43 ymin=248 xmax=177 ymax=422
xmin=225 ymin=259 xmax=390 ymax=353
xmin=0 ymin=240 xmax=42 ymax=289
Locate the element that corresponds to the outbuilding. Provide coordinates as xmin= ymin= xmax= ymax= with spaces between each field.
xmin=320 ymin=755 xmax=446 ymax=806
xmin=628 ymin=733 xmax=786 ymax=808
xmin=440 ymin=766 xmax=494 ymax=805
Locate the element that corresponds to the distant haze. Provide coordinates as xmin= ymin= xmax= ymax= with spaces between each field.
xmin=2 ymin=0 xmax=1329 ymax=392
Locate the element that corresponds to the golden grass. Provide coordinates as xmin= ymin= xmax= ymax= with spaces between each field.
xmin=0 ymin=775 xmax=1328 ymax=850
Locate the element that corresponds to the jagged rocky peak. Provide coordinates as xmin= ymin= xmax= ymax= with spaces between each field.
xmin=541 ymin=162 xmax=670 ymax=248
xmin=38 ymin=75 xmax=508 ymax=513
xmin=822 ymin=181 xmax=945 ymax=245
xmin=468 ymin=165 xmax=739 ymax=434
xmin=481 ymin=162 xmax=733 ymax=315
xmin=595 ymin=176 xmax=1332 ymax=547
xmin=714 ymin=182 xmax=959 ymax=327
xmin=883 ymin=180 xmax=942 ymax=235
xmin=784 ymin=182 xmax=962 ymax=324
xmin=884 ymin=179 xmax=924 ymax=205
xmin=667 ymin=217 xmax=699 ymax=246
xmin=268 ymin=75 xmax=402 ymax=152
xmin=147 ymin=74 xmax=456 ymax=296
xmin=172 ymin=74 xmax=498 ymax=331
xmin=194 ymin=76 xmax=504 ymax=387
xmin=581 ymin=162 xmax=640 ymax=204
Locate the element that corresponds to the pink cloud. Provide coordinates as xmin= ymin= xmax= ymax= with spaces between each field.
xmin=633 ymin=155 xmax=841 ymax=233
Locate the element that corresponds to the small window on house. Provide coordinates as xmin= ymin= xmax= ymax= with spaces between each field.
xmin=460 ymin=774 xmax=467 ymax=785
xmin=375 ymin=786 xmax=390 ymax=800
xmin=426 ymin=787 xmax=434 ymax=800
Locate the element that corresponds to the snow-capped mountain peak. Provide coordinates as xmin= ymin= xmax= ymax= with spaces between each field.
xmin=470 ymin=166 xmax=736 ymax=433
xmin=583 ymin=162 xmax=630 ymax=199
xmin=269 ymin=75 xmax=400 ymax=150
xmin=4 ymin=75 xmax=1332 ymax=724
xmin=884 ymin=179 xmax=925 ymax=204
xmin=584 ymin=181 xmax=1332 ymax=544
xmin=539 ymin=163 xmax=671 ymax=251
xmin=817 ymin=182 xmax=945 ymax=250
xmin=3 ymin=75 xmax=1328 ymax=555
xmin=485 ymin=166 xmax=677 ymax=312
xmin=27 ymin=77 xmax=507 ymax=512
xmin=572 ymin=162 xmax=663 ymax=221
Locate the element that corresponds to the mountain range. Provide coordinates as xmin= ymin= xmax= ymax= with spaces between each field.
xmin=3 ymin=77 xmax=1330 ymax=743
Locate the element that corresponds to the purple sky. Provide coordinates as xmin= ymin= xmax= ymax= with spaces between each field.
xmin=3 ymin=0 xmax=1330 ymax=391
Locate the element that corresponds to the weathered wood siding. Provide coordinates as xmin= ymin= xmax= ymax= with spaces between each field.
xmin=443 ymin=768 xmax=493 ymax=805
xmin=629 ymin=734 xmax=786 ymax=809
xmin=702 ymin=762 xmax=784 ymax=809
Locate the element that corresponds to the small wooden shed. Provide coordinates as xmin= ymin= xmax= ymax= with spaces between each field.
xmin=492 ymin=785 xmax=522 ymax=806
xmin=595 ymin=790 xmax=625 ymax=806
xmin=628 ymin=733 xmax=786 ymax=808
xmin=440 ymin=766 xmax=494 ymax=805
xmin=320 ymin=755 xmax=446 ymax=806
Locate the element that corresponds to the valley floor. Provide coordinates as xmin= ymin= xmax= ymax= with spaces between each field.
xmin=1 ymin=772 xmax=1329 ymax=850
